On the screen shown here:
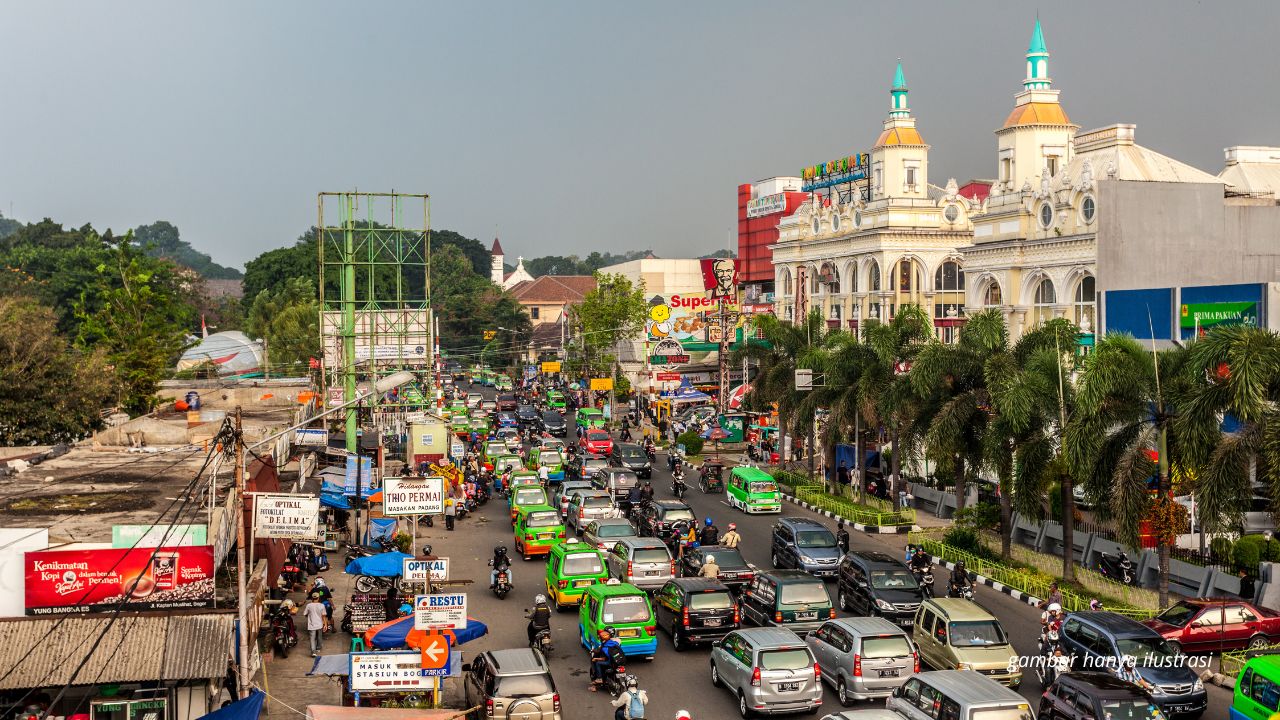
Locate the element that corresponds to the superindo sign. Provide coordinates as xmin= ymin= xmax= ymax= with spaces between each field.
xmin=253 ymin=494 xmax=321 ymax=539
xmin=403 ymin=557 xmax=449 ymax=582
xmin=415 ymin=592 xmax=467 ymax=629
xmin=1180 ymin=301 xmax=1258 ymax=329
xmin=24 ymin=546 xmax=215 ymax=614
xmin=746 ymin=193 xmax=787 ymax=218
xmin=383 ymin=476 xmax=446 ymax=515
xmin=349 ymin=651 xmax=436 ymax=692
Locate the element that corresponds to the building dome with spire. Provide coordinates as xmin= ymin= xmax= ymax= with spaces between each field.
xmin=875 ymin=61 xmax=927 ymax=147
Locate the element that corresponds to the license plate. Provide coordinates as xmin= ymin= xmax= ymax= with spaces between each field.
xmin=574 ymin=580 xmax=592 ymax=588
xmin=704 ymin=618 xmax=722 ymax=627
xmin=901 ymin=619 xmax=913 ymax=627
xmin=537 ymin=533 xmax=553 ymax=539
xmin=778 ymin=682 xmax=800 ymax=692
xmin=795 ymin=611 xmax=817 ymax=621
xmin=644 ymin=570 xmax=660 ymax=577
xmin=617 ymin=628 xmax=639 ymax=638
xmin=1168 ymin=706 xmax=1195 ymax=714
xmin=878 ymin=669 xmax=900 ymax=678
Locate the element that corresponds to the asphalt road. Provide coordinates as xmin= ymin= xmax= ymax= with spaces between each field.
xmin=434 ymin=388 xmax=1232 ymax=720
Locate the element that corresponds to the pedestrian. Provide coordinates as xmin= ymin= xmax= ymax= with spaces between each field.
xmin=445 ymin=497 xmax=457 ymax=531
xmin=611 ymin=676 xmax=648 ymax=720
xmin=837 ymin=461 xmax=851 ymax=487
xmin=384 ymin=585 xmax=400 ymax=623
xmin=303 ymin=593 xmax=327 ymax=657
xmin=1240 ymin=570 xmax=1256 ymax=601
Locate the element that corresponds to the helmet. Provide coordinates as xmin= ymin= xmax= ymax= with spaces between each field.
xmin=601 ymin=626 xmax=615 ymax=637
xmin=1047 ymin=602 xmax=1062 ymax=613
xmin=675 ymin=712 xmax=692 ymax=720
xmin=626 ymin=674 xmax=639 ymax=688
xmin=398 ymin=603 xmax=412 ymax=614
xmin=535 ymin=594 xmax=547 ymax=604
xmin=705 ymin=517 xmax=714 ymax=526
xmin=1089 ymin=599 xmax=1103 ymax=610
xmin=705 ymin=555 xmax=715 ymax=564
xmin=421 ymin=544 xmax=433 ymax=557
xmin=956 ymin=560 xmax=966 ymax=569
xmin=313 ymin=577 xmax=327 ymax=588
xmin=727 ymin=523 xmax=736 ymax=531
xmin=495 ymin=546 xmax=508 ymax=555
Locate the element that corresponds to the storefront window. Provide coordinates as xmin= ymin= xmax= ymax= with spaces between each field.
xmin=1032 ymin=278 xmax=1057 ymax=327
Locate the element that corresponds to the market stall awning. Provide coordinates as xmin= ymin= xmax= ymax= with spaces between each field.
xmin=363 ymin=615 xmax=488 ymax=650
xmin=197 ymin=690 xmax=265 ymax=720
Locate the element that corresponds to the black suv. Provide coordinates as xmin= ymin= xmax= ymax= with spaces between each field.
xmin=770 ymin=517 xmax=842 ymax=577
xmin=609 ymin=442 xmax=652 ymax=478
xmin=835 ymin=551 xmax=923 ymax=629
xmin=740 ymin=569 xmax=834 ymax=632
xmin=653 ymin=578 xmax=740 ymax=650
xmin=1058 ymin=612 xmax=1207 ymax=718
xmin=633 ymin=499 xmax=697 ymax=539
xmin=541 ymin=411 xmax=567 ymax=437
xmin=679 ymin=545 xmax=756 ymax=589
xmin=1040 ymin=672 xmax=1162 ymax=720
xmin=516 ymin=405 xmax=541 ymax=429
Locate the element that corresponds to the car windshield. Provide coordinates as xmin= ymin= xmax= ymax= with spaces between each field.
xmin=748 ymin=481 xmax=778 ymax=493
xmin=870 ymin=569 xmax=919 ymax=590
xmin=588 ymin=431 xmax=609 ymax=441
xmin=690 ymin=591 xmax=735 ymax=610
xmin=662 ymin=508 xmax=695 ymax=522
xmin=515 ymin=490 xmax=546 ymax=505
xmin=949 ymin=620 xmax=1008 ymax=647
xmin=1101 ymin=701 xmax=1166 ymax=720
xmin=779 ymin=582 xmax=829 ymax=606
xmin=1156 ymin=603 xmax=1200 ymax=628
xmin=494 ymin=673 xmax=554 ymax=698
xmin=596 ymin=525 xmax=635 ymax=538
xmin=1115 ymin=636 xmax=1179 ymax=661
xmin=539 ymin=452 xmax=563 ymax=466
xmin=759 ymin=649 xmax=812 ymax=671
xmin=634 ymin=548 xmax=670 ymax=563
xmin=582 ymin=496 xmax=612 ymax=509
xmin=543 ymin=414 xmax=562 ymax=423
xmin=527 ymin=512 xmax=560 ymax=528
xmin=703 ymin=549 xmax=746 ymax=568
xmin=621 ymin=447 xmax=646 ymax=459
xmin=602 ymin=595 xmax=651 ymax=624
xmin=563 ymin=553 xmax=604 ymax=575
xmin=795 ymin=529 xmax=837 ymax=549
xmin=862 ymin=635 xmax=913 ymax=659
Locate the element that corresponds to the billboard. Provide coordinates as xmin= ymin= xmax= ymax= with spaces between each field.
xmin=746 ymin=193 xmax=787 ymax=218
xmin=24 ymin=546 xmax=215 ymax=614
xmin=383 ymin=476 xmax=446 ymax=516
xmin=801 ymin=153 xmax=870 ymax=191
xmin=253 ymin=494 xmax=322 ymax=539
xmin=111 ymin=524 xmax=207 ymax=548
xmin=700 ymin=258 xmax=738 ymax=301
xmin=1180 ymin=301 xmax=1258 ymax=331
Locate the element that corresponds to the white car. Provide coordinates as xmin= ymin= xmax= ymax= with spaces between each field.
xmin=466 ymin=392 xmax=483 ymax=408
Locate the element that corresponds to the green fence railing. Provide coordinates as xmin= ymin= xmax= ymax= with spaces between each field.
xmin=794 ymin=484 xmax=916 ymax=527
xmin=1222 ymin=644 xmax=1280 ymax=678
xmin=908 ymin=531 xmax=1156 ymax=620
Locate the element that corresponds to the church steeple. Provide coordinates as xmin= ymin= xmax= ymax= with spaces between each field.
xmin=889 ymin=61 xmax=909 ymax=118
xmin=1024 ymin=18 xmax=1051 ymax=90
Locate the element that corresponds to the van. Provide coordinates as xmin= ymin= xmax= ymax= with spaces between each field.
xmin=709 ymin=627 xmax=823 ymax=716
xmin=727 ymin=466 xmax=783 ymax=514
xmin=605 ymin=537 xmax=676 ymax=590
xmin=530 ymin=447 xmax=566 ymax=483
xmin=545 ymin=539 xmax=609 ymax=612
xmin=836 ymin=551 xmax=923 ymax=629
xmin=888 ymin=670 xmax=1034 ymax=720
xmin=1232 ymin=654 xmax=1280 ymax=720
xmin=513 ymin=505 xmax=566 ymax=560
xmin=741 ymin=569 xmax=836 ymax=632
xmin=806 ymin=617 xmax=918 ymax=705
xmin=912 ymin=599 xmax=1020 ymax=688
xmin=579 ymin=580 xmax=658 ymax=659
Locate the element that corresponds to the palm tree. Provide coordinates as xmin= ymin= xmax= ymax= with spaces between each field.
xmin=797 ymin=331 xmax=879 ymax=496
xmin=861 ymin=305 xmax=933 ymax=509
xmin=1067 ymin=333 xmax=1192 ymax=607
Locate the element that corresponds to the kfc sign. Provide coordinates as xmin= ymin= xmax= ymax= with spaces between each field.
xmin=25 ymin=546 xmax=215 ymax=614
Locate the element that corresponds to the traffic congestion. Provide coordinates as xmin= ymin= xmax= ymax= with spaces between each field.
xmin=405 ymin=368 xmax=1246 ymax=720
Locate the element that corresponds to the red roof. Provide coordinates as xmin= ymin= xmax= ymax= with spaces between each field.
xmin=491 ymin=237 xmax=504 ymax=255
xmin=509 ymin=275 xmax=596 ymax=304
xmin=957 ymin=180 xmax=993 ymax=203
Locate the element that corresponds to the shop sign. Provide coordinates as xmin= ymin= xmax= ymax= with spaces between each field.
xmin=404 ymin=557 xmax=449 ymax=582
xmin=541 ymin=361 xmax=562 ymax=373
xmin=589 ymin=378 xmax=613 ymax=391
xmin=656 ymin=372 xmax=682 ymax=381
xmin=253 ymin=494 xmax=321 ymax=539
xmin=90 ymin=698 xmax=168 ymax=720
xmin=650 ymin=338 xmax=685 ymax=357
xmin=349 ymin=651 xmax=435 ymax=692
xmin=651 ymin=354 xmax=690 ymax=365
xmin=801 ymin=153 xmax=870 ymax=190
xmin=344 ymin=455 xmax=374 ymax=496
xmin=383 ymin=476 xmax=446 ymax=516
xmin=414 ymin=592 xmax=467 ymax=629
xmin=25 ymin=545 xmax=215 ymax=614
xmin=746 ymin=193 xmax=787 ymax=218
xmin=1180 ymin=301 xmax=1258 ymax=330
xmin=111 ymin=524 xmax=206 ymax=549
xmin=293 ymin=428 xmax=328 ymax=447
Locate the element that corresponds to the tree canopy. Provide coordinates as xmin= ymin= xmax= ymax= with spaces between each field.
xmin=133 ymin=220 xmax=242 ymax=279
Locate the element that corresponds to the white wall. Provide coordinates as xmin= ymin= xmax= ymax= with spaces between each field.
xmin=0 ymin=528 xmax=48 ymax=617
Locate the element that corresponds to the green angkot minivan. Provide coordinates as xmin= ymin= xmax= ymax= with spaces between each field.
xmin=726 ymin=466 xmax=782 ymax=514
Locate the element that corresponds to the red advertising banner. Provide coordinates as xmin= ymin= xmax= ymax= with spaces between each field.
xmin=655 ymin=372 xmax=682 ymax=381
xmin=25 ymin=545 xmax=216 ymax=615
xmin=699 ymin=258 xmax=738 ymax=301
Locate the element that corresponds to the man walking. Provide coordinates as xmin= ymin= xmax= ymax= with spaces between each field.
xmin=444 ymin=497 xmax=457 ymax=531
xmin=303 ymin=593 xmax=327 ymax=657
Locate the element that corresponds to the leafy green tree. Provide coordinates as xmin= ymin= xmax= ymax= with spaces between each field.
xmin=242 ymin=232 xmax=319 ymax=306
xmin=0 ymin=219 xmax=119 ymax=334
xmin=861 ymin=305 xmax=933 ymax=510
xmin=568 ymin=272 xmax=646 ymax=377
xmin=0 ymin=213 xmax=20 ymax=241
xmin=429 ymin=230 xmax=490 ymax=276
xmin=134 ymin=220 xmax=242 ymax=279
xmin=430 ymin=244 xmax=530 ymax=366
xmin=0 ymin=296 xmax=115 ymax=444
xmin=73 ymin=232 xmax=195 ymax=415
xmin=245 ymin=277 xmax=321 ymax=375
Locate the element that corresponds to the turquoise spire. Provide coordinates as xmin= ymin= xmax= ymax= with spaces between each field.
xmin=1024 ymin=19 xmax=1051 ymax=90
xmin=889 ymin=60 xmax=909 ymax=118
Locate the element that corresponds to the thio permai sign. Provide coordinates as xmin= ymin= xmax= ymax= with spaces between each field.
xmin=382 ymin=476 xmax=446 ymax=516
xmin=253 ymin=494 xmax=321 ymax=539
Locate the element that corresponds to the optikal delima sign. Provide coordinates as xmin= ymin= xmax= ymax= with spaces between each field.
xmin=253 ymin=494 xmax=321 ymax=540
xmin=746 ymin=193 xmax=787 ymax=218
xmin=403 ymin=558 xmax=449 ymax=582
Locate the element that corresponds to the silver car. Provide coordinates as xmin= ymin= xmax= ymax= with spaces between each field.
xmin=583 ymin=518 xmax=638 ymax=551
xmin=567 ymin=490 xmax=616 ymax=533
xmin=553 ymin=481 xmax=594 ymax=519
xmin=806 ymin=617 xmax=917 ymax=705
xmin=605 ymin=538 xmax=675 ymax=590
xmin=710 ymin=627 xmax=823 ymax=717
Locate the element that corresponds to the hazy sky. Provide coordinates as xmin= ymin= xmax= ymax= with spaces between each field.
xmin=3 ymin=1 xmax=1278 ymax=269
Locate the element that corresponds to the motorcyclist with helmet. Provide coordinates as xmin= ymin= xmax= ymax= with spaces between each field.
xmin=699 ymin=517 xmax=719 ymax=546
xmin=720 ymin=523 xmax=741 ymax=549
xmin=589 ymin=627 xmax=624 ymax=691
xmin=489 ymin=546 xmax=512 ymax=589
xmin=526 ymin=594 xmax=552 ymax=647
xmin=948 ymin=560 xmax=972 ymax=597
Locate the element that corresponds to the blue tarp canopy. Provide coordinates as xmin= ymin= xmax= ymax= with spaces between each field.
xmin=366 ymin=518 xmax=397 ymax=543
xmin=661 ymin=377 xmax=711 ymax=402
xmin=365 ymin=615 xmax=489 ymax=650
xmin=344 ymin=551 xmax=414 ymax=577
xmin=320 ymin=492 xmax=351 ymax=510
xmin=197 ymin=690 xmax=265 ymax=720
xmin=320 ymin=480 xmax=344 ymax=495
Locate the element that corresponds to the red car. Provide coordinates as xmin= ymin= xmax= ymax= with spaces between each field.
xmin=1141 ymin=598 xmax=1280 ymax=652
xmin=579 ymin=428 xmax=613 ymax=456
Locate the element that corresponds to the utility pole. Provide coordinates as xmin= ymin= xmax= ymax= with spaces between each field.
xmin=233 ymin=407 xmax=249 ymax=700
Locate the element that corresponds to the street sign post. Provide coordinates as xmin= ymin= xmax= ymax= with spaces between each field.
xmin=419 ymin=633 xmax=451 ymax=674
xmin=414 ymin=592 xmax=467 ymax=630
xmin=404 ymin=557 xmax=449 ymax=583
xmin=349 ymin=651 xmax=436 ymax=692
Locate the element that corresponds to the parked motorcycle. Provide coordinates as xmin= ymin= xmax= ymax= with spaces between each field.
xmin=340 ymin=604 xmax=353 ymax=634
xmin=355 ymin=574 xmax=398 ymax=593
xmin=1097 ymin=551 xmax=1136 ymax=586
xmin=270 ymin=605 xmax=298 ymax=658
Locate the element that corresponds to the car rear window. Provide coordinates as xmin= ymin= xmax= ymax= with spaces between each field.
xmin=597 ymin=524 xmax=635 ymax=538
xmin=689 ymin=592 xmax=734 ymax=611
xmin=495 ymin=673 xmax=554 ymax=698
xmin=527 ymin=512 xmax=560 ymax=528
xmin=779 ymin=582 xmax=830 ymax=606
xmin=603 ymin=596 xmax=651 ymax=624
xmin=706 ymin=549 xmax=746 ymax=568
xmin=633 ymin=548 xmax=670 ymax=563
xmin=563 ymin=554 xmax=603 ymax=575
xmin=662 ymin=508 xmax=695 ymax=522
xmin=861 ymin=635 xmax=912 ymax=658
xmin=1155 ymin=603 xmax=1199 ymax=628
xmin=515 ymin=489 xmax=546 ymax=505
xmin=583 ymin=496 xmax=612 ymax=508
xmin=538 ymin=452 xmax=563 ymax=466
xmin=759 ymin=648 xmax=812 ymax=671
xmin=1101 ymin=701 xmax=1164 ymax=720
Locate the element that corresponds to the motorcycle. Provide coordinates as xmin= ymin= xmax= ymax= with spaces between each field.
xmin=340 ymin=604 xmax=353 ymax=634
xmin=490 ymin=559 xmax=513 ymax=599
xmin=913 ymin=567 xmax=935 ymax=597
xmin=601 ymin=653 xmax=628 ymax=696
xmin=531 ymin=627 xmax=553 ymax=654
xmin=355 ymin=574 xmax=398 ymax=593
xmin=947 ymin=580 xmax=975 ymax=600
xmin=671 ymin=474 xmax=687 ymax=500
xmin=270 ymin=605 xmax=298 ymax=658
xmin=1097 ymin=551 xmax=1136 ymax=586
xmin=1036 ymin=624 xmax=1064 ymax=685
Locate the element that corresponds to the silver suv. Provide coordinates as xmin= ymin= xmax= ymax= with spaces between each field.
xmin=462 ymin=648 xmax=561 ymax=720
xmin=605 ymin=537 xmax=675 ymax=590
xmin=710 ymin=627 xmax=823 ymax=717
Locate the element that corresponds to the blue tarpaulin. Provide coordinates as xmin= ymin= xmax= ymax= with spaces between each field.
xmin=661 ymin=377 xmax=711 ymax=402
xmin=366 ymin=517 xmax=397 ymax=544
xmin=344 ymin=551 xmax=414 ymax=577
xmin=197 ymin=690 xmax=265 ymax=720
xmin=320 ymin=480 xmax=344 ymax=495
xmin=320 ymin=492 xmax=351 ymax=510
xmin=365 ymin=615 xmax=490 ymax=650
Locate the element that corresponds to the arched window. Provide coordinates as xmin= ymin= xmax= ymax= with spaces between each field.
xmin=867 ymin=261 xmax=881 ymax=292
xmin=891 ymin=259 xmax=923 ymax=294
xmin=933 ymin=261 xmax=966 ymax=338
xmin=983 ymin=281 xmax=1003 ymax=307
xmin=845 ymin=262 xmax=858 ymax=294
xmin=820 ymin=262 xmax=840 ymax=294
xmin=810 ymin=266 xmax=821 ymax=295
xmin=1032 ymin=277 xmax=1057 ymax=326
xmin=1074 ymin=275 xmax=1096 ymax=332
xmin=780 ymin=268 xmax=793 ymax=296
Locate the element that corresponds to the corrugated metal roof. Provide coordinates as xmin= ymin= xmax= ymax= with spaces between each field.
xmin=0 ymin=613 xmax=233 ymax=690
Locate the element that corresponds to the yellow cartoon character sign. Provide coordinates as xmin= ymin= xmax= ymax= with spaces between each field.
xmin=647 ymin=298 xmax=673 ymax=339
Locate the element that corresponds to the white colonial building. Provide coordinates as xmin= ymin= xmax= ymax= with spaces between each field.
xmin=771 ymin=62 xmax=977 ymax=342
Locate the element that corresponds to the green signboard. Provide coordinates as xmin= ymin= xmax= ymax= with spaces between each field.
xmin=112 ymin=524 xmax=207 ymax=548
xmin=717 ymin=413 xmax=746 ymax=444
xmin=1180 ymin=301 xmax=1258 ymax=330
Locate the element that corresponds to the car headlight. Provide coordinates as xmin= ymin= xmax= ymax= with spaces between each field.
xmin=1192 ymin=678 xmax=1204 ymax=693
xmin=875 ymin=598 xmax=895 ymax=612
xmin=643 ymin=463 xmax=651 ymax=469
xmin=956 ymin=662 xmax=971 ymax=670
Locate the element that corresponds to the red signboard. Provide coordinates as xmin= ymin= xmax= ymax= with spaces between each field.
xmin=656 ymin=372 xmax=682 ymax=381
xmin=25 ymin=545 xmax=216 ymax=615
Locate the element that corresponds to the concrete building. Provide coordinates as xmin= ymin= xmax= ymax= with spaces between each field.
xmin=737 ymin=177 xmax=806 ymax=310
xmin=508 ymin=275 xmax=596 ymax=326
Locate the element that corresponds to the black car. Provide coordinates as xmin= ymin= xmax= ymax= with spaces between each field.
xmin=835 ymin=551 xmax=923 ymax=629
xmin=739 ymin=569 xmax=835 ymax=632
xmin=541 ymin=412 xmax=567 ymax=437
xmin=609 ymin=442 xmax=652 ymax=478
xmin=770 ymin=517 xmax=843 ymax=577
xmin=1040 ymin=672 xmax=1163 ymax=720
xmin=679 ymin=545 xmax=756 ymax=589
xmin=516 ymin=405 xmax=541 ymax=429
xmin=1058 ymin=612 xmax=1207 ymax=718
xmin=633 ymin=499 xmax=697 ymax=539
xmin=653 ymin=578 xmax=740 ymax=650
